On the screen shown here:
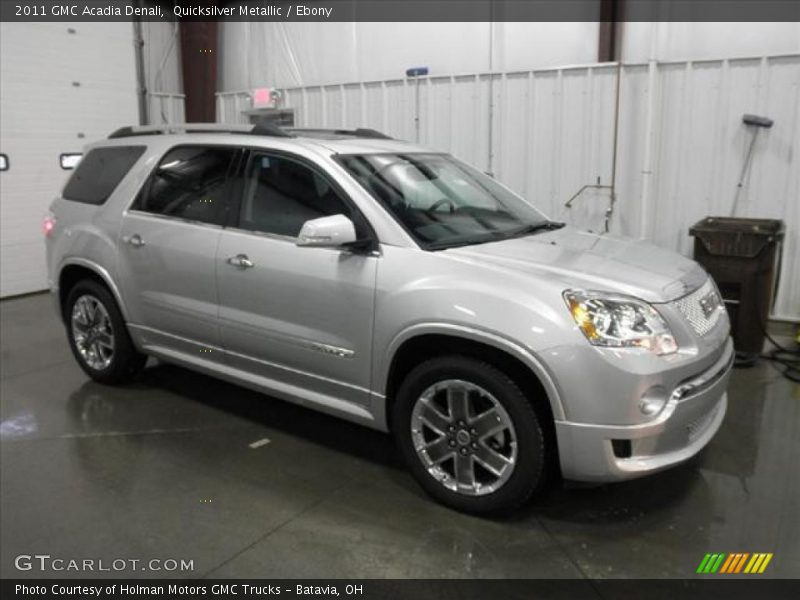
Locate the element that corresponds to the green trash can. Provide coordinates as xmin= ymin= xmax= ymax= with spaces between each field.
xmin=689 ymin=217 xmax=785 ymax=356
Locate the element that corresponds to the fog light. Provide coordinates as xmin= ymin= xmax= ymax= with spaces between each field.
xmin=639 ymin=386 xmax=667 ymax=416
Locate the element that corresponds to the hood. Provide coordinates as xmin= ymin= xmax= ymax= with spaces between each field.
xmin=445 ymin=226 xmax=706 ymax=303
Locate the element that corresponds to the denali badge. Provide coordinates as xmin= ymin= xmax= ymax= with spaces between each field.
xmin=309 ymin=342 xmax=355 ymax=359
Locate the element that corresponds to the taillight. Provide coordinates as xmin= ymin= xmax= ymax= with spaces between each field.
xmin=43 ymin=214 xmax=56 ymax=237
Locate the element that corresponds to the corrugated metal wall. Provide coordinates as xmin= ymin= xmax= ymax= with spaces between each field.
xmin=147 ymin=92 xmax=186 ymax=125
xmin=217 ymin=54 xmax=799 ymax=320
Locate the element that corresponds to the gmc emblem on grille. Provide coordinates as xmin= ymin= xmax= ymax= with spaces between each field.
xmin=699 ymin=291 xmax=720 ymax=318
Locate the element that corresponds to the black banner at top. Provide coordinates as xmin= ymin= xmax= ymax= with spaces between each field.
xmin=1 ymin=0 xmax=800 ymax=22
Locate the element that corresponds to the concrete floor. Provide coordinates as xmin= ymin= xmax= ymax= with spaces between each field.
xmin=1 ymin=293 xmax=798 ymax=580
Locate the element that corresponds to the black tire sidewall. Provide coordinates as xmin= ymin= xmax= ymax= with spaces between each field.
xmin=64 ymin=280 xmax=143 ymax=384
xmin=393 ymin=355 xmax=547 ymax=514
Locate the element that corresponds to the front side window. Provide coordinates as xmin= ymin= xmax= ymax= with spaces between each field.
xmin=238 ymin=153 xmax=362 ymax=238
xmin=134 ymin=146 xmax=237 ymax=226
xmin=337 ymin=153 xmax=552 ymax=249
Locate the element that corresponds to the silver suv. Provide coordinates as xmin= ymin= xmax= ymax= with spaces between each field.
xmin=45 ymin=124 xmax=733 ymax=513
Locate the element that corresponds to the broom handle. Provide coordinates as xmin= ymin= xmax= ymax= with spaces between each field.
xmin=731 ymin=129 xmax=760 ymax=217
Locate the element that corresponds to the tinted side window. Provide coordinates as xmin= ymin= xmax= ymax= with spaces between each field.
xmin=239 ymin=153 xmax=361 ymax=238
xmin=62 ymin=146 xmax=146 ymax=205
xmin=135 ymin=146 xmax=236 ymax=226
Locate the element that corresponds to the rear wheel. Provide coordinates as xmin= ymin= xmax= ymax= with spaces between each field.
xmin=65 ymin=280 xmax=146 ymax=384
xmin=393 ymin=355 xmax=550 ymax=514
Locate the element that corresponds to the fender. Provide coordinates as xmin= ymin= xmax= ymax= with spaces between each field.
xmin=56 ymin=257 xmax=130 ymax=322
xmin=371 ymin=322 xmax=565 ymax=431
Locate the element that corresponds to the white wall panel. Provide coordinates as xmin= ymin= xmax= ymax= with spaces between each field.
xmin=647 ymin=56 xmax=800 ymax=321
xmin=219 ymin=20 xmax=799 ymax=91
xmin=624 ymin=22 xmax=800 ymax=63
xmin=147 ymin=93 xmax=186 ymax=125
xmin=218 ymin=22 xmax=600 ymax=91
xmin=0 ymin=22 xmax=139 ymax=297
xmin=363 ymin=82 xmax=386 ymax=132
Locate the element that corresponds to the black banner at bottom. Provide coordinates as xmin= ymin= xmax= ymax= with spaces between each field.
xmin=3 ymin=579 xmax=800 ymax=600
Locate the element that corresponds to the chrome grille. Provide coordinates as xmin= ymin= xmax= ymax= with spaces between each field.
xmin=673 ymin=279 xmax=723 ymax=336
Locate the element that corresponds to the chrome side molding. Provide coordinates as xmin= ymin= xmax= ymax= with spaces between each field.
xmin=310 ymin=342 xmax=355 ymax=359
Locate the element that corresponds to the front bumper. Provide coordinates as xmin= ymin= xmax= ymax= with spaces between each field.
xmin=554 ymin=336 xmax=733 ymax=482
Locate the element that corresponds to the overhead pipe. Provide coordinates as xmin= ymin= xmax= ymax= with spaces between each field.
xmin=606 ymin=60 xmax=622 ymax=233
xmin=487 ymin=16 xmax=495 ymax=176
xmin=593 ymin=0 xmax=626 ymax=233
xmin=606 ymin=3 xmax=625 ymax=233
xmin=639 ymin=21 xmax=660 ymax=239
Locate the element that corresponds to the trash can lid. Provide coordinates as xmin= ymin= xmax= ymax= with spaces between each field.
xmin=689 ymin=217 xmax=785 ymax=237
xmin=689 ymin=217 xmax=785 ymax=258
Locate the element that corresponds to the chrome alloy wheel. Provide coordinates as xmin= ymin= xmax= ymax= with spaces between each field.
xmin=410 ymin=379 xmax=518 ymax=496
xmin=71 ymin=294 xmax=115 ymax=370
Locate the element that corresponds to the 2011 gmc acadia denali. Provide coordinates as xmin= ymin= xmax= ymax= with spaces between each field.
xmin=45 ymin=123 xmax=733 ymax=513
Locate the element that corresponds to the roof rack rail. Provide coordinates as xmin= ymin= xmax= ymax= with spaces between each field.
xmin=107 ymin=123 xmax=391 ymax=140
xmin=346 ymin=128 xmax=392 ymax=139
xmin=288 ymin=128 xmax=393 ymax=140
xmin=107 ymin=123 xmax=294 ymax=139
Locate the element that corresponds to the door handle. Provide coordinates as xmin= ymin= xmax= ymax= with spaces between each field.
xmin=227 ymin=254 xmax=254 ymax=269
xmin=123 ymin=234 xmax=145 ymax=247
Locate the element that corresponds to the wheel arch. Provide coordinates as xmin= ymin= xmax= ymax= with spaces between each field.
xmin=379 ymin=325 xmax=565 ymax=431
xmin=57 ymin=259 xmax=128 ymax=324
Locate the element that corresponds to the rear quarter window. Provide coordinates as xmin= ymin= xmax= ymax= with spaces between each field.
xmin=62 ymin=146 xmax=146 ymax=205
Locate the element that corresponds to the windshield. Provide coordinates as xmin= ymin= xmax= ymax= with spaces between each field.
xmin=336 ymin=153 xmax=554 ymax=249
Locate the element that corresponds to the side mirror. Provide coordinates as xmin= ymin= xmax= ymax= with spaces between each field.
xmin=296 ymin=214 xmax=357 ymax=248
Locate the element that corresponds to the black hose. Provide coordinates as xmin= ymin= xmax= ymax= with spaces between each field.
xmin=731 ymin=276 xmax=799 ymax=382
xmin=754 ymin=288 xmax=800 ymax=382
xmin=760 ymin=331 xmax=800 ymax=384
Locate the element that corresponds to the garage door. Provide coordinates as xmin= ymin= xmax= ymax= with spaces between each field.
xmin=0 ymin=22 xmax=139 ymax=297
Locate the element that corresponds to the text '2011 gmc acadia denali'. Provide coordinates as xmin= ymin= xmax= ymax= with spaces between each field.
xmin=45 ymin=123 xmax=733 ymax=513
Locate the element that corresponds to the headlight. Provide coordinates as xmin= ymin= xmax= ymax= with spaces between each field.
xmin=563 ymin=290 xmax=678 ymax=355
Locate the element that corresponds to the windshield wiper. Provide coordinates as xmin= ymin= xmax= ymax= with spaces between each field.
xmin=502 ymin=221 xmax=566 ymax=239
xmin=427 ymin=238 xmax=493 ymax=250
xmin=426 ymin=221 xmax=565 ymax=251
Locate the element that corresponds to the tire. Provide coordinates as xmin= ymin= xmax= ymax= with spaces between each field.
xmin=392 ymin=355 xmax=551 ymax=514
xmin=64 ymin=280 xmax=146 ymax=384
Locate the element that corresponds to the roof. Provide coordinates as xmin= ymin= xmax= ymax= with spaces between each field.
xmin=104 ymin=123 xmax=433 ymax=154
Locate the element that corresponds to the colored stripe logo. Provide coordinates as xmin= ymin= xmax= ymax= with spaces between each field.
xmin=697 ymin=553 xmax=773 ymax=574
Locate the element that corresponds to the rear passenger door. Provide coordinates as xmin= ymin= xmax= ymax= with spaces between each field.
xmin=117 ymin=145 xmax=239 ymax=355
xmin=215 ymin=150 xmax=378 ymax=408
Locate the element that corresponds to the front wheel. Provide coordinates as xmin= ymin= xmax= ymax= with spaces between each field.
xmin=65 ymin=280 xmax=146 ymax=384
xmin=393 ymin=355 xmax=551 ymax=514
